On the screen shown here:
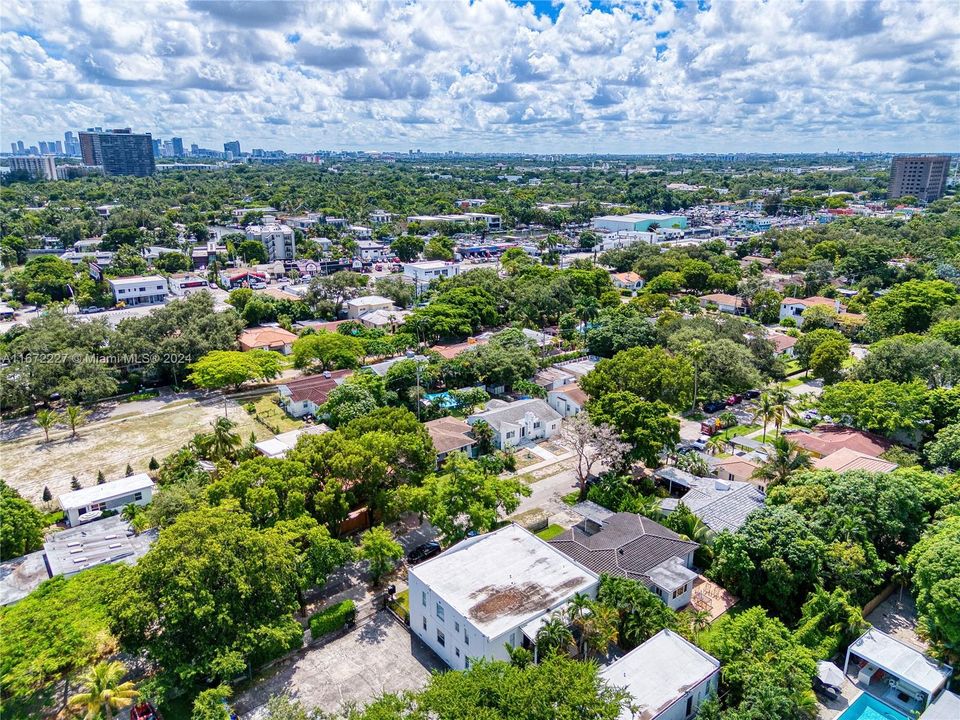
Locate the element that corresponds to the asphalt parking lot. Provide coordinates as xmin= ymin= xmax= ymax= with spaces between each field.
xmin=236 ymin=613 xmax=444 ymax=718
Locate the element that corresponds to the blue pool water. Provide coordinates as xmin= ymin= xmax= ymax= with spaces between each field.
xmin=837 ymin=693 xmax=912 ymax=720
xmin=423 ymin=392 xmax=457 ymax=409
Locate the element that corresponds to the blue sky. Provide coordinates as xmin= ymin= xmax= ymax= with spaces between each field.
xmin=1 ymin=0 xmax=958 ymax=153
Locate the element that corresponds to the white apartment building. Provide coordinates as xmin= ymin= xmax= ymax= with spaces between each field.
xmin=9 ymin=155 xmax=57 ymax=180
xmin=463 ymin=212 xmax=502 ymax=231
xmin=370 ymin=210 xmax=393 ymax=225
xmin=245 ymin=224 xmax=296 ymax=261
xmin=403 ymin=261 xmax=462 ymax=293
xmin=466 ymin=399 xmax=562 ymax=449
xmin=355 ymin=240 xmax=390 ymax=261
xmin=408 ymin=524 xmax=599 ymax=670
xmin=108 ymin=275 xmax=168 ymax=306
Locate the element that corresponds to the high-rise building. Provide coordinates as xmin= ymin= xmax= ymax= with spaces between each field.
xmin=64 ymin=131 xmax=81 ymax=156
xmin=38 ymin=141 xmax=50 ymax=154
xmin=171 ymin=137 xmax=184 ymax=157
xmin=152 ymin=138 xmax=162 ymax=157
xmin=10 ymin=143 xmax=16 ymax=154
xmin=16 ymin=140 xmax=25 ymax=154
xmin=224 ymin=140 xmax=241 ymax=156
xmin=55 ymin=140 xmax=64 ymax=155
xmin=79 ymin=128 xmax=155 ymax=176
xmin=888 ymin=155 xmax=951 ymax=203
xmin=9 ymin=155 xmax=57 ymax=180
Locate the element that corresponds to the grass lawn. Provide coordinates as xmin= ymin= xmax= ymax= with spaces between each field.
xmin=536 ymin=524 xmax=566 ymax=541
xmin=782 ymin=377 xmax=805 ymax=389
xmin=716 ymin=424 xmax=760 ymax=441
xmin=248 ymin=394 xmax=303 ymax=433
xmin=783 ymin=360 xmax=803 ymax=375
xmin=562 ymin=490 xmax=580 ymax=506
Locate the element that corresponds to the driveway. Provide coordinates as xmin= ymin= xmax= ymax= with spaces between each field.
xmin=236 ymin=613 xmax=443 ymax=718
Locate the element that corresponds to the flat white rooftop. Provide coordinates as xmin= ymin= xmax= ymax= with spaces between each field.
xmin=848 ymin=628 xmax=952 ymax=695
xmin=107 ymin=275 xmax=166 ymax=286
xmin=600 ymin=629 xmax=720 ymax=720
xmin=58 ymin=473 xmax=154 ymax=511
xmin=347 ymin=295 xmax=394 ymax=306
xmin=409 ymin=524 xmax=598 ymax=639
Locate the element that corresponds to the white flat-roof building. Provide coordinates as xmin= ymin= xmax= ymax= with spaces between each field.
xmin=58 ymin=473 xmax=155 ymax=527
xmin=346 ymin=295 xmax=395 ymax=320
xmin=403 ymin=261 xmax=462 ymax=293
xmin=600 ymin=629 xmax=720 ymax=720
xmin=408 ymin=524 xmax=599 ymax=670
xmin=108 ymin=275 xmax=168 ymax=306
xmin=254 ymin=425 xmax=331 ymax=458
xmin=844 ymin=628 xmax=953 ymax=711
xmin=167 ymin=272 xmax=208 ymax=296
xmin=246 ymin=223 xmax=295 ymax=261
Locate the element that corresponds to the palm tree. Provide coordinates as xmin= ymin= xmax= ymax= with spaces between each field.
xmin=676 ymin=451 xmax=709 ymax=477
xmin=208 ymin=417 xmax=241 ymax=461
xmin=686 ymin=340 xmax=706 ymax=412
xmin=632 ymin=493 xmax=663 ymax=519
xmin=752 ymin=392 xmax=776 ymax=443
xmin=578 ymin=602 xmax=619 ymax=659
xmin=535 ymin=614 xmax=575 ymax=659
xmin=34 ymin=409 xmax=59 ymax=443
xmin=686 ymin=608 xmax=712 ymax=640
xmin=64 ymin=405 xmax=91 ymax=438
xmin=768 ymin=384 xmax=796 ymax=437
xmin=669 ymin=510 xmax=713 ymax=545
xmin=68 ymin=661 xmax=138 ymax=720
xmin=705 ymin=435 xmax=727 ymax=456
xmin=892 ymin=556 xmax=911 ymax=604
xmin=752 ymin=436 xmax=812 ymax=488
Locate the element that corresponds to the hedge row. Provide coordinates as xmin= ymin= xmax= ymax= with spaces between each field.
xmin=309 ymin=599 xmax=356 ymax=638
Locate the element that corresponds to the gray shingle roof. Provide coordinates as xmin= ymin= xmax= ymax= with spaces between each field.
xmin=468 ymin=398 xmax=562 ymax=432
xmin=664 ymin=477 xmax=765 ymax=533
xmin=549 ymin=513 xmax=698 ymax=583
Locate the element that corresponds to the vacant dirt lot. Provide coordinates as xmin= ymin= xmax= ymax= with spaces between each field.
xmin=0 ymin=394 xmax=267 ymax=503
xmin=237 ymin=613 xmax=443 ymax=718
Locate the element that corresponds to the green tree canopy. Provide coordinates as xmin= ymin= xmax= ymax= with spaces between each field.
xmin=110 ymin=505 xmax=303 ymax=685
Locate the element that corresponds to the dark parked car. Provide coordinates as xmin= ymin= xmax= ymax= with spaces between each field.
xmin=744 ymin=389 xmax=761 ymax=399
xmin=407 ymin=540 xmax=441 ymax=565
xmin=703 ymin=400 xmax=725 ymax=413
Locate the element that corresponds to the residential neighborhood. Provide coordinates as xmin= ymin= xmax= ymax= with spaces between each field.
xmin=1 ymin=3 xmax=959 ymax=719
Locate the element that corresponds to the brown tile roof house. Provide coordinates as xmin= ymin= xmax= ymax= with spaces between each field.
xmin=279 ymin=371 xmax=352 ymax=417
xmin=549 ymin=513 xmax=698 ymax=585
xmin=785 ymin=425 xmax=892 ymax=459
xmin=239 ymin=326 xmax=298 ymax=353
xmin=781 ymin=295 xmax=840 ymax=309
xmin=429 ymin=338 xmax=487 ymax=360
xmin=768 ymin=332 xmax=798 ymax=354
xmin=612 ymin=271 xmax=643 ymax=287
xmin=258 ymin=287 xmax=301 ymax=302
xmin=813 ymin=447 xmax=898 ymax=473
xmin=424 ymin=417 xmax=476 ymax=457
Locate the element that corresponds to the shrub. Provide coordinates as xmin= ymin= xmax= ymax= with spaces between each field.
xmin=244 ymin=402 xmax=257 ymax=415
xmin=309 ymin=599 xmax=356 ymax=638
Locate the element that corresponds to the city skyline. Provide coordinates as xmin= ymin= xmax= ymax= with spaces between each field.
xmin=1 ymin=0 xmax=959 ymax=154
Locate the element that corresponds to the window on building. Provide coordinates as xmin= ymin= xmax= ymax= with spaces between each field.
xmin=506 ymin=431 xmax=515 ymax=439
xmin=686 ymin=696 xmax=693 ymax=717
xmin=672 ymin=584 xmax=688 ymax=599
xmin=533 ymin=421 xmax=541 ymax=429
xmin=454 ymin=621 xmax=460 ymax=633
xmin=436 ymin=602 xmax=444 ymax=621
xmin=464 ymin=630 xmax=469 ymax=645
xmin=422 ymin=617 xmax=427 ymax=631
xmin=455 ymin=647 xmax=460 ymax=658
xmin=90 ymin=501 xmax=106 ymax=512
xmin=133 ymin=492 xmax=143 ymax=501
xmin=421 ymin=591 xmax=426 ymax=607
xmin=465 ymin=657 xmax=470 ymax=669
xmin=437 ymin=630 xmax=445 ymax=647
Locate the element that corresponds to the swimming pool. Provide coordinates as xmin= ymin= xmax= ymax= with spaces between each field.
xmin=423 ymin=392 xmax=457 ymax=409
xmin=837 ymin=693 xmax=912 ymax=720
